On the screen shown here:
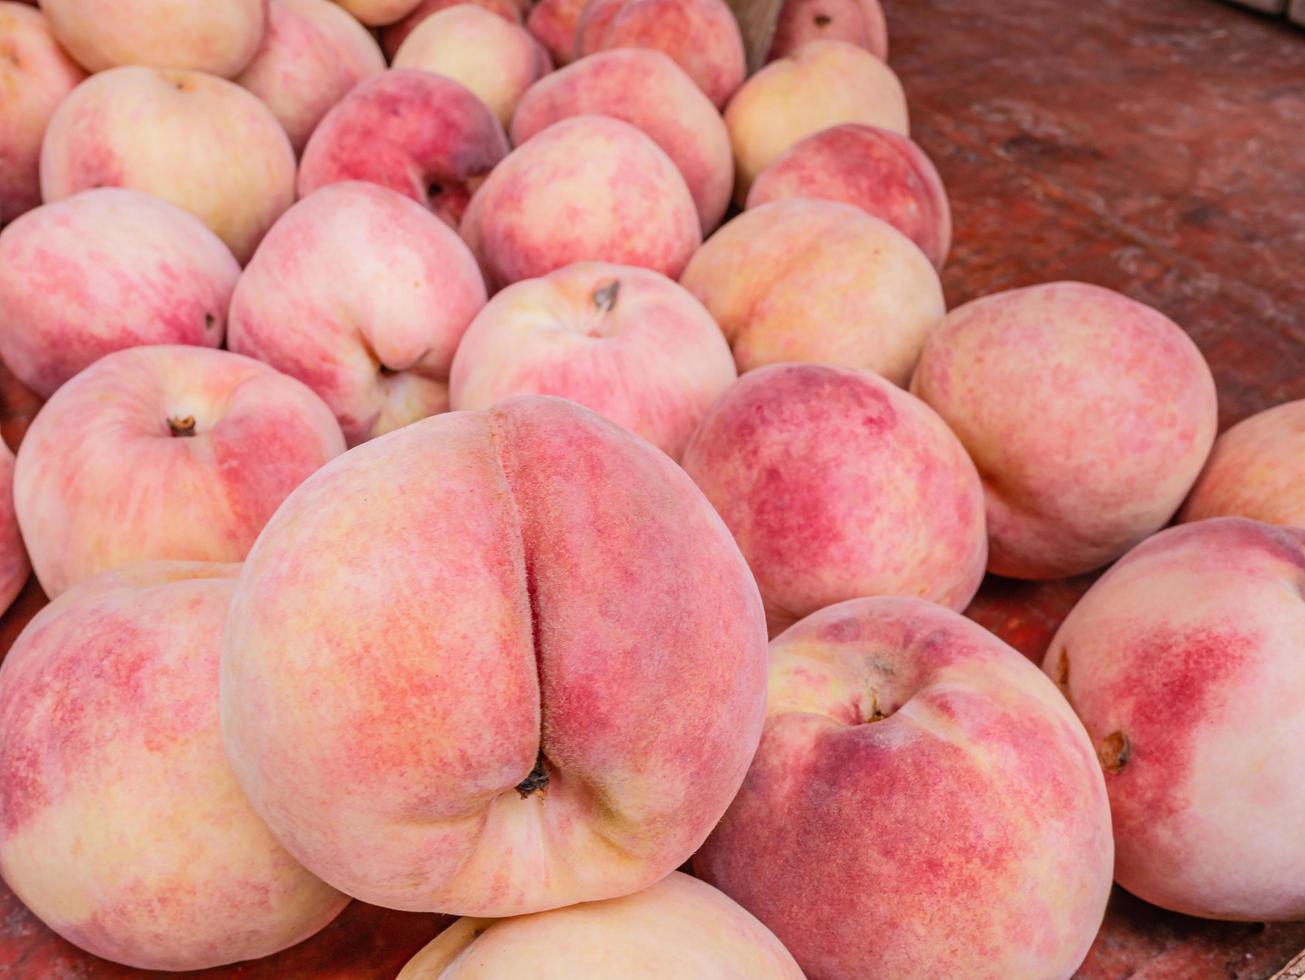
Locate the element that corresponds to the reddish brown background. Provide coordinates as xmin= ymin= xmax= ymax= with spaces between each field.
xmin=2 ymin=0 xmax=1304 ymax=975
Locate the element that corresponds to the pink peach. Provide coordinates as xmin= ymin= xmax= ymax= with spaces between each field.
xmin=381 ymin=0 xmax=523 ymax=60
xmin=297 ymin=69 xmax=509 ymax=229
xmin=767 ymin=0 xmax=887 ymax=60
xmin=0 ymin=441 xmax=29 ymax=617
xmin=220 ymin=396 xmax=768 ymax=914
xmin=228 ymin=182 xmax=487 ymax=445
xmin=461 ymin=115 xmax=701 ymax=289
xmin=0 ymin=189 xmax=238 ymax=397
xmin=697 ymin=596 xmax=1114 ymax=980
xmin=525 ymin=0 xmax=586 ymax=66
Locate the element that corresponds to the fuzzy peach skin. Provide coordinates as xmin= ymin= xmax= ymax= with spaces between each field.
xmin=747 ymin=123 xmax=950 ymax=268
xmin=1179 ymin=399 xmax=1305 ymax=526
xmin=333 ymin=0 xmax=424 ymax=26
xmin=13 ymin=345 xmax=345 ymax=598
xmin=392 ymin=6 xmax=550 ymax=129
xmin=0 ymin=441 xmax=29 ymax=617
xmin=39 ymin=0 xmax=265 ymax=76
xmin=526 ymin=0 xmax=586 ymax=65
xmin=298 ymin=70 xmax=509 ymax=229
xmin=696 ymin=596 xmax=1114 ymax=980
xmin=768 ymin=0 xmax=887 ymax=60
xmin=397 ymin=873 xmax=803 ymax=979
xmin=0 ymin=189 xmax=237 ymax=397
xmin=221 ymin=395 xmax=768 ymax=914
xmin=911 ymin=282 xmax=1218 ymax=580
xmin=229 ymin=182 xmax=487 ymax=445
xmin=0 ymin=562 xmax=348 ymax=970
xmin=575 ymin=0 xmax=745 ymax=109
xmin=461 ymin=116 xmax=700 ymax=290
xmin=450 ymin=262 xmax=735 ymax=459
xmin=681 ymin=199 xmax=944 ymax=384
xmin=1044 ymin=518 xmax=1305 ymax=920
xmin=40 ymin=67 xmax=296 ymax=264
xmin=381 ymin=0 xmax=522 ymax=59
xmin=682 ymin=364 xmax=986 ymax=635
xmin=0 ymin=3 xmax=85 ymax=226
xmin=512 ymin=50 xmax=732 ymax=234
xmin=236 ymin=0 xmax=385 ymax=155
xmin=725 ymin=40 xmax=908 ymax=202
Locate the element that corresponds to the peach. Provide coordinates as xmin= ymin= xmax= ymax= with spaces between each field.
xmin=911 ymin=282 xmax=1219 ymax=580
xmin=13 ymin=345 xmax=345 ymax=598
xmin=38 ymin=0 xmax=266 ymax=76
xmin=725 ymin=40 xmax=908 ymax=201
xmin=450 ymin=262 xmax=735 ymax=459
xmin=0 ymin=562 xmax=348 ymax=970
xmin=228 ymin=182 xmax=487 ymax=445
xmin=334 ymin=0 xmax=425 ymax=26
xmin=235 ymin=0 xmax=386 ymax=155
xmin=392 ymin=6 xmax=550 ymax=128
xmin=40 ymin=67 xmax=296 ymax=264
xmin=747 ymin=123 xmax=950 ymax=268
xmin=768 ymin=0 xmax=887 ymax=61
xmin=525 ymin=0 xmax=586 ymax=66
xmin=461 ymin=115 xmax=700 ymax=289
xmin=0 ymin=3 xmax=85 ymax=225
xmin=1044 ymin=518 xmax=1305 ymax=920
xmin=696 ymin=596 xmax=1114 ymax=980
xmin=220 ymin=396 xmax=768 ymax=914
xmin=576 ymin=0 xmax=745 ymax=109
xmin=397 ymin=873 xmax=803 ymax=978
xmin=0 ymin=189 xmax=238 ymax=397
xmin=681 ymin=199 xmax=944 ymax=384
xmin=0 ymin=441 xmax=29 ymax=617
xmin=1180 ymin=399 xmax=1305 ymax=527
xmin=682 ymin=364 xmax=986 ymax=635
xmin=512 ymin=49 xmax=733 ymax=233
xmin=381 ymin=0 xmax=523 ymax=60
xmin=298 ymin=69 xmax=509 ymax=229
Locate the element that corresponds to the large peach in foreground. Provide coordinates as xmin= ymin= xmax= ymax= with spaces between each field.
xmin=461 ymin=115 xmax=700 ymax=289
xmin=1180 ymin=399 xmax=1305 ymax=527
xmin=14 ymin=345 xmax=346 ymax=598
xmin=1045 ymin=518 xmax=1305 ymax=920
xmin=221 ymin=396 xmax=768 ymax=914
xmin=681 ymin=199 xmax=944 ymax=383
xmin=381 ymin=0 xmax=522 ymax=59
xmin=229 ymin=182 xmax=487 ymax=445
xmin=911 ymin=282 xmax=1218 ymax=579
xmin=682 ymin=364 xmax=986 ymax=635
xmin=697 ymin=596 xmax=1114 ymax=980
xmin=398 ymin=873 xmax=803 ymax=979
xmin=40 ymin=67 xmax=296 ymax=263
xmin=0 ymin=189 xmax=237 ymax=397
xmin=0 ymin=441 xmax=28 ymax=617
xmin=768 ymin=0 xmax=887 ymax=60
xmin=0 ymin=562 xmax=348 ymax=970
xmin=450 ymin=262 xmax=735 ymax=459
xmin=512 ymin=49 xmax=733 ymax=233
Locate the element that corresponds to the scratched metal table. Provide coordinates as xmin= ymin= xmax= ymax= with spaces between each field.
xmin=2 ymin=0 xmax=1304 ymax=975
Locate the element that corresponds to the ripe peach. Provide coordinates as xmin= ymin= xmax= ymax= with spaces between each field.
xmin=0 ymin=3 xmax=85 ymax=225
xmin=512 ymin=49 xmax=733 ymax=233
xmin=697 ymin=596 xmax=1114 ymax=980
xmin=235 ymin=0 xmax=386 ymax=154
xmin=298 ymin=69 xmax=509 ymax=229
xmin=525 ymin=0 xmax=586 ymax=66
xmin=911 ymin=282 xmax=1219 ymax=580
xmin=1180 ymin=399 xmax=1305 ymax=527
xmin=0 ymin=441 xmax=29 ymax=617
xmin=461 ymin=115 xmax=701 ymax=289
xmin=335 ymin=0 xmax=425 ymax=26
xmin=725 ymin=40 xmax=908 ymax=201
xmin=682 ymin=364 xmax=986 ymax=635
xmin=381 ymin=0 xmax=523 ymax=60
xmin=40 ymin=67 xmax=296 ymax=264
xmin=221 ymin=396 xmax=768 ymax=914
xmin=0 ymin=189 xmax=237 ymax=397
xmin=747 ymin=123 xmax=950 ymax=268
xmin=576 ymin=0 xmax=745 ymax=109
xmin=0 ymin=562 xmax=348 ymax=970
xmin=680 ymin=199 xmax=944 ymax=384
xmin=13 ymin=345 xmax=346 ymax=598
xmin=1044 ymin=518 xmax=1305 ymax=920
xmin=392 ymin=6 xmax=550 ymax=128
xmin=38 ymin=0 xmax=266 ymax=76
xmin=228 ymin=182 xmax=487 ymax=445
xmin=450 ymin=262 xmax=735 ymax=459
xmin=397 ymin=873 xmax=803 ymax=978
xmin=768 ymin=0 xmax=887 ymax=60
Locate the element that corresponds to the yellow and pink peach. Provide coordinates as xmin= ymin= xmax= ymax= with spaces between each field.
xmin=381 ymin=0 xmax=523 ymax=60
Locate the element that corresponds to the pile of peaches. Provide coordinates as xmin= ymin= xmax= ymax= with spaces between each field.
xmin=1 ymin=0 xmax=1303 ymax=977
